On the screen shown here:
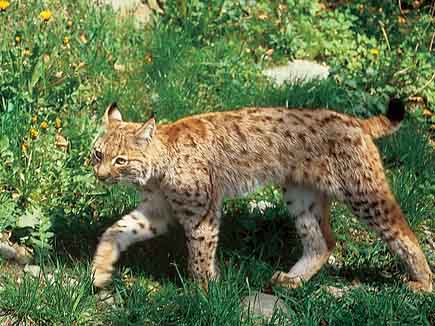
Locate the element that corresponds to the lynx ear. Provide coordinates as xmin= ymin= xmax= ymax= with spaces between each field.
xmin=135 ymin=116 xmax=156 ymax=144
xmin=103 ymin=102 xmax=123 ymax=128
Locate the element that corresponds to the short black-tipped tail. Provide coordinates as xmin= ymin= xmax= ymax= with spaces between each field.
xmin=386 ymin=97 xmax=405 ymax=123
xmin=360 ymin=97 xmax=406 ymax=139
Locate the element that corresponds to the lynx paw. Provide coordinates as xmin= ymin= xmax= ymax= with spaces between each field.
xmin=270 ymin=271 xmax=302 ymax=289
xmin=93 ymin=266 xmax=113 ymax=289
xmin=407 ymin=280 xmax=433 ymax=293
xmin=92 ymin=241 xmax=119 ymax=288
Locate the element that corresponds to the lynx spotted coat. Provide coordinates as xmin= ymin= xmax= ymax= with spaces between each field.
xmin=91 ymin=99 xmax=433 ymax=292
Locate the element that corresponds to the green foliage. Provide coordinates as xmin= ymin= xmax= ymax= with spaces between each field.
xmin=166 ymin=0 xmax=435 ymax=115
xmin=0 ymin=263 xmax=98 ymax=325
xmin=0 ymin=0 xmax=141 ymax=253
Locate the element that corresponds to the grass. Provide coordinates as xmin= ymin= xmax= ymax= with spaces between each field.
xmin=0 ymin=0 xmax=434 ymax=325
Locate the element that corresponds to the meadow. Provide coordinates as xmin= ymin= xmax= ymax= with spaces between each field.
xmin=0 ymin=0 xmax=434 ymax=325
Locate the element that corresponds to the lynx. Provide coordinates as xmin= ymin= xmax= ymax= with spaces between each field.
xmin=91 ymin=99 xmax=432 ymax=292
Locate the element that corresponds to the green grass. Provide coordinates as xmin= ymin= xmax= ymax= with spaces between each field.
xmin=0 ymin=0 xmax=434 ymax=325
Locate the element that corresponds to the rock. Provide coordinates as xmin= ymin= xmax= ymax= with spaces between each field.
xmin=13 ymin=244 xmax=33 ymax=265
xmin=248 ymin=200 xmax=276 ymax=214
xmin=327 ymin=255 xmax=336 ymax=265
xmin=241 ymin=291 xmax=288 ymax=322
xmin=327 ymin=254 xmax=342 ymax=269
xmin=97 ymin=290 xmax=116 ymax=306
xmin=23 ymin=264 xmax=41 ymax=278
xmin=43 ymin=271 xmax=79 ymax=287
xmin=0 ymin=241 xmax=33 ymax=265
xmin=0 ymin=242 xmax=17 ymax=260
xmin=94 ymin=0 xmax=153 ymax=26
xmin=263 ymin=60 xmax=329 ymax=86
xmin=324 ymin=285 xmax=347 ymax=298
xmin=95 ymin=0 xmax=140 ymax=11
xmin=324 ymin=279 xmax=361 ymax=298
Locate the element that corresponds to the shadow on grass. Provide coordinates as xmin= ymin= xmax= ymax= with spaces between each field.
xmin=51 ymin=208 xmax=303 ymax=289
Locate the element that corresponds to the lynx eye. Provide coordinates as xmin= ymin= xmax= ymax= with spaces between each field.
xmin=93 ymin=150 xmax=103 ymax=163
xmin=114 ymin=157 xmax=127 ymax=166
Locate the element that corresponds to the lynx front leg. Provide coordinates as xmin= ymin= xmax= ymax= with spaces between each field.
xmin=92 ymin=193 xmax=173 ymax=288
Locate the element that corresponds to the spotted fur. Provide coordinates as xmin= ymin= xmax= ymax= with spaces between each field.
xmin=91 ymin=100 xmax=432 ymax=292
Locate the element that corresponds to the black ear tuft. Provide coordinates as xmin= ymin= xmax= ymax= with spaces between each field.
xmin=149 ymin=111 xmax=156 ymax=120
xmin=386 ymin=97 xmax=405 ymax=122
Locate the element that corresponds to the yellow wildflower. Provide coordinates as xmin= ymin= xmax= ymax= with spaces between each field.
xmin=15 ymin=35 xmax=21 ymax=44
xmin=23 ymin=48 xmax=31 ymax=56
xmin=79 ymin=33 xmax=88 ymax=44
xmin=40 ymin=121 xmax=48 ymax=129
xmin=30 ymin=128 xmax=39 ymax=139
xmin=55 ymin=117 xmax=62 ymax=129
xmin=265 ymin=48 xmax=274 ymax=57
xmin=145 ymin=53 xmax=153 ymax=64
xmin=21 ymin=142 xmax=28 ymax=153
xmin=370 ymin=48 xmax=380 ymax=56
xmin=63 ymin=36 xmax=69 ymax=45
xmin=67 ymin=20 xmax=73 ymax=28
xmin=257 ymin=13 xmax=268 ymax=20
xmin=0 ymin=1 xmax=10 ymax=11
xmin=39 ymin=10 xmax=53 ymax=22
xmin=31 ymin=115 xmax=38 ymax=124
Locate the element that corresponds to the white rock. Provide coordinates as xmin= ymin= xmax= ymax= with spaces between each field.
xmin=263 ymin=60 xmax=329 ymax=86
xmin=23 ymin=264 xmax=41 ymax=278
xmin=248 ymin=200 xmax=275 ymax=214
xmin=327 ymin=254 xmax=343 ymax=269
xmin=0 ymin=242 xmax=17 ymax=260
xmin=95 ymin=0 xmax=140 ymax=11
xmin=324 ymin=285 xmax=348 ymax=298
xmin=327 ymin=255 xmax=336 ymax=265
xmin=97 ymin=290 xmax=116 ymax=306
xmin=241 ymin=291 xmax=288 ymax=322
xmin=95 ymin=0 xmax=153 ymax=25
xmin=324 ymin=280 xmax=361 ymax=298
xmin=43 ymin=271 xmax=79 ymax=287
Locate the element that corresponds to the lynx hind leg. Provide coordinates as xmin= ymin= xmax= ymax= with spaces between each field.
xmin=271 ymin=187 xmax=335 ymax=288
xmin=346 ymin=176 xmax=433 ymax=292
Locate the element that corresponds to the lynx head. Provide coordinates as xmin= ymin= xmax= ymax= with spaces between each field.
xmin=92 ymin=103 xmax=157 ymax=186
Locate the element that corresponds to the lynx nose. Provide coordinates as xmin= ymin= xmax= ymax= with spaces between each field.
xmin=94 ymin=165 xmax=111 ymax=181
